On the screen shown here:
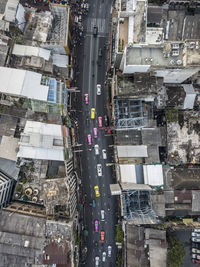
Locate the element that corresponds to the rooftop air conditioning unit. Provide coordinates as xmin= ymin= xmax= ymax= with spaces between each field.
xmin=172 ymin=50 xmax=179 ymax=56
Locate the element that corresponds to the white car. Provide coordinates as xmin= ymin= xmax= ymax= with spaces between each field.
xmin=192 ymin=237 xmax=200 ymax=243
xmin=192 ymin=232 xmax=200 ymax=237
xmin=102 ymin=252 xmax=106 ymax=262
xmin=194 ymin=229 xmax=200 ymax=233
xmin=108 ymin=246 xmax=112 ymax=257
xmin=95 ymin=256 xmax=100 ymax=266
xmin=97 ymin=164 xmax=102 ymax=176
xmin=97 ymin=84 xmax=101 ymax=95
xmin=102 ymin=149 xmax=107 ymax=159
xmin=94 ymin=144 xmax=99 ymax=155
xmin=192 ymin=248 xmax=200 ymax=254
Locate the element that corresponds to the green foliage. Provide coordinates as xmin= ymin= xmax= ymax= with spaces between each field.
xmin=116 ymin=256 xmax=122 ymax=267
xmin=16 ymin=184 xmax=23 ymax=193
xmin=167 ymin=232 xmax=185 ymax=267
xmin=116 ymin=225 xmax=124 ymax=244
xmin=167 ymin=109 xmax=178 ymax=122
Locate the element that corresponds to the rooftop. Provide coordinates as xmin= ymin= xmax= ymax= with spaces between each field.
xmin=117 ymin=145 xmax=148 ymax=158
xmin=125 ymin=224 xmax=149 ymax=267
xmin=126 ymin=43 xmax=183 ymax=68
xmin=167 ymin=111 xmax=200 ymax=164
xmin=0 ymin=67 xmax=49 ymax=101
xmin=18 ymin=120 xmax=64 ymax=161
xmin=145 ymin=228 xmax=167 ymax=267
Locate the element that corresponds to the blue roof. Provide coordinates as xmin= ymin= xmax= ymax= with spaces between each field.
xmin=47 ymin=79 xmax=57 ymax=102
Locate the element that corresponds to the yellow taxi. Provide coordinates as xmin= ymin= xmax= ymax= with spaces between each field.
xmin=94 ymin=185 xmax=100 ymax=197
xmin=91 ymin=108 xmax=96 ymax=119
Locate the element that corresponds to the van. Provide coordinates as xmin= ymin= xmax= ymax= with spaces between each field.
xmin=98 ymin=48 xmax=102 ymax=57
xmin=93 ymin=26 xmax=98 ymax=36
xmin=101 ymin=210 xmax=105 ymax=221
xmin=94 ymin=144 xmax=99 ymax=155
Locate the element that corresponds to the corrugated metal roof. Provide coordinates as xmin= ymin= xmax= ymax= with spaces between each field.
xmin=117 ymin=145 xmax=148 ymax=158
xmin=183 ymin=84 xmax=196 ymax=109
xmin=155 ymin=68 xmax=199 ymax=83
xmin=4 ymin=0 xmax=18 ymax=22
xmin=17 ymin=121 xmax=64 ymax=161
xmin=12 ymin=44 xmax=50 ymax=60
xmin=0 ymin=67 xmax=49 ymax=101
xmin=143 ymin=165 xmax=163 ymax=186
xmin=120 ymin=164 xmax=137 ymax=183
xmin=52 ymin=54 xmax=69 ymax=68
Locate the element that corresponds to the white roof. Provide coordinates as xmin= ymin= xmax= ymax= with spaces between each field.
xmin=119 ymin=164 xmax=137 ymax=183
xmin=183 ymin=84 xmax=196 ymax=109
xmin=24 ymin=121 xmax=63 ymax=137
xmin=4 ymin=0 xmax=19 ymax=22
xmin=12 ymin=44 xmax=51 ymax=60
xmin=143 ymin=165 xmax=163 ymax=186
xmin=155 ymin=68 xmax=199 ymax=83
xmin=117 ymin=145 xmax=148 ymax=158
xmin=17 ymin=121 xmax=64 ymax=161
xmin=52 ymin=54 xmax=69 ymax=67
xmin=0 ymin=67 xmax=49 ymax=101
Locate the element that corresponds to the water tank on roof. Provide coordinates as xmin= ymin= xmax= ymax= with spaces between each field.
xmin=170 ymin=59 xmax=175 ymax=65
xmin=177 ymin=60 xmax=182 ymax=65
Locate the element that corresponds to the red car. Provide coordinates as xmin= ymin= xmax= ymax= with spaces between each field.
xmin=192 ymin=259 xmax=200 ymax=264
xmin=98 ymin=116 xmax=102 ymax=128
xmin=100 ymin=231 xmax=105 ymax=242
xmin=94 ymin=220 xmax=99 ymax=232
xmin=84 ymin=93 xmax=89 ymax=104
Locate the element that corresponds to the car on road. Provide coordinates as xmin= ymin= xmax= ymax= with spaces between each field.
xmin=95 ymin=256 xmax=100 ymax=266
xmin=84 ymin=93 xmax=89 ymax=104
xmin=93 ymin=26 xmax=98 ymax=36
xmin=98 ymin=116 xmax=102 ymax=127
xmin=102 ymin=149 xmax=107 ymax=159
xmin=97 ymin=164 xmax=102 ymax=176
xmin=192 ymin=248 xmax=200 ymax=254
xmin=194 ymin=229 xmax=200 ymax=233
xmin=102 ymin=252 xmax=106 ymax=262
xmin=192 ymin=237 xmax=200 ymax=243
xmin=108 ymin=246 xmax=112 ymax=257
xmin=192 ymin=243 xmax=200 ymax=249
xmin=94 ymin=186 xmax=100 ymax=197
xmin=94 ymin=144 xmax=99 ymax=155
xmin=101 ymin=210 xmax=105 ymax=221
xmin=94 ymin=241 xmax=98 ymax=247
xmin=100 ymin=231 xmax=105 ymax=242
xmin=192 ymin=232 xmax=200 ymax=237
xmin=97 ymin=84 xmax=101 ymax=95
xmin=192 ymin=254 xmax=200 ymax=260
xmin=91 ymin=108 xmax=96 ymax=119
xmin=94 ymin=220 xmax=99 ymax=232
xmin=98 ymin=48 xmax=102 ymax=57
xmin=104 ymin=115 xmax=109 ymax=126
xmin=87 ymin=134 xmax=92 ymax=145
xmin=93 ymin=127 xmax=98 ymax=138
xmin=92 ymin=200 xmax=96 ymax=208
xmin=107 ymin=204 xmax=110 ymax=211
xmin=192 ymin=259 xmax=200 ymax=264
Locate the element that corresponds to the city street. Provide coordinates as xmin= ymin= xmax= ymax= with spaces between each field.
xmin=73 ymin=0 xmax=117 ymax=266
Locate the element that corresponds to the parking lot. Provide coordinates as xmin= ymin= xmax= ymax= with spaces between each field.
xmin=175 ymin=229 xmax=199 ymax=266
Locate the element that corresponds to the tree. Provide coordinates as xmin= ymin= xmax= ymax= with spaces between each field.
xmin=167 ymin=232 xmax=185 ymax=267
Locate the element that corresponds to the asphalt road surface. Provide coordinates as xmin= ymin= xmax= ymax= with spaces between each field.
xmin=74 ymin=0 xmax=117 ymax=266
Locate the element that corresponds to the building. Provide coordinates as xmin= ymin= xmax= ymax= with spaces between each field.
xmin=0 ymin=0 xmax=26 ymax=31
xmin=0 ymin=66 xmax=68 ymax=113
xmin=0 ymin=210 xmax=74 ymax=266
xmin=0 ymin=169 xmax=15 ymax=209
xmin=18 ymin=121 xmax=65 ymax=161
